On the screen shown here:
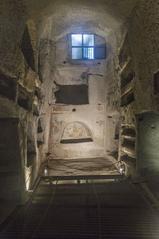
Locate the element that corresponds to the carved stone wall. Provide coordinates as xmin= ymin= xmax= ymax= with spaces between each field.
xmin=118 ymin=0 xmax=159 ymax=177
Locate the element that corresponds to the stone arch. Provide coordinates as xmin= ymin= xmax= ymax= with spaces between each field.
xmin=60 ymin=121 xmax=93 ymax=144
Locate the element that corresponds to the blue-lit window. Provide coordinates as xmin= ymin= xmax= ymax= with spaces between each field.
xmin=71 ymin=34 xmax=94 ymax=60
xmin=71 ymin=34 xmax=106 ymax=60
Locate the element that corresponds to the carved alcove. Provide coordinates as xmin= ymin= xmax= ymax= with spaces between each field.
xmin=60 ymin=121 xmax=93 ymax=144
xmin=152 ymin=70 xmax=159 ymax=110
xmin=119 ymin=33 xmax=135 ymax=107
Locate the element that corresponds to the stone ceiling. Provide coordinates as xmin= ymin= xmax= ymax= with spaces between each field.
xmin=24 ymin=0 xmax=139 ymax=37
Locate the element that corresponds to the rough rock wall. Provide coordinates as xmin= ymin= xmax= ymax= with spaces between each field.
xmin=105 ymin=32 xmax=120 ymax=158
xmin=118 ymin=0 xmax=159 ymax=176
xmin=130 ymin=0 xmax=159 ymax=112
xmin=0 ymin=0 xmax=26 ymax=77
xmin=38 ymin=38 xmax=56 ymax=161
xmin=122 ymin=0 xmax=159 ymax=124
xmin=0 ymin=1 xmax=44 ymax=202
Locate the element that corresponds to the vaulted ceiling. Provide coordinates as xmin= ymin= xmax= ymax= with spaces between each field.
xmin=24 ymin=0 xmax=139 ymax=37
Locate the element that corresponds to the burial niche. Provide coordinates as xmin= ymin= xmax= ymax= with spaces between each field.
xmin=60 ymin=121 xmax=93 ymax=144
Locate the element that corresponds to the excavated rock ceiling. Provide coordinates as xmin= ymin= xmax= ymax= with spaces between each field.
xmin=25 ymin=0 xmax=139 ymax=35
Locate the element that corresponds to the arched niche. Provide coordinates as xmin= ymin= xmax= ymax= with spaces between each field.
xmin=60 ymin=121 xmax=93 ymax=144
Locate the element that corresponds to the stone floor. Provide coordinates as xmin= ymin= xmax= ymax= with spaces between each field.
xmin=0 ymin=200 xmax=16 ymax=226
xmin=1 ymin=180 xmax=159 ymax=239
xmin=43 ymin=157 xmax=119 ymax=177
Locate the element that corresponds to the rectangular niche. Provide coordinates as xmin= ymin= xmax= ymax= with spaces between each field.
xmin=0 ymin=71 xmax=17 ymax=101
xmin=121 ymin=90 xmax=135 ymax=107
xmin=54 ymin=83 xmax=89 ymax=105
xmin=137 ymin=112 xmax=159 ymax=176
xmin=153 ymin=71 xmax=159 ymax=95
xmin=17 ymin=85 xmax=33 ymax=110
xmin=21 ymin=26 xmax=35 ymax=71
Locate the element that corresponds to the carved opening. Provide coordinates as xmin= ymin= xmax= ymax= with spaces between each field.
xmin=54 ymin=81 xmax=88 ymax=105
xmin=153 ymin=71 xmax=159 ymax=95
xmin=0 ymin=71 xmax=17 ymax=100
xmin=60 ymin=121 xmax=93 ymax=144
xmin=21 ymin=26 xmax=35 ymax=71
xmin=27 ymin=125 xmax=36 ymax=167
xmin=17 ymin=85 xmax=32 ymax=111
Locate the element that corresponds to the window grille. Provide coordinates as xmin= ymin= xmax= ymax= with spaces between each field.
xmin=71 ymin=34 xmax=106 ymax=60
